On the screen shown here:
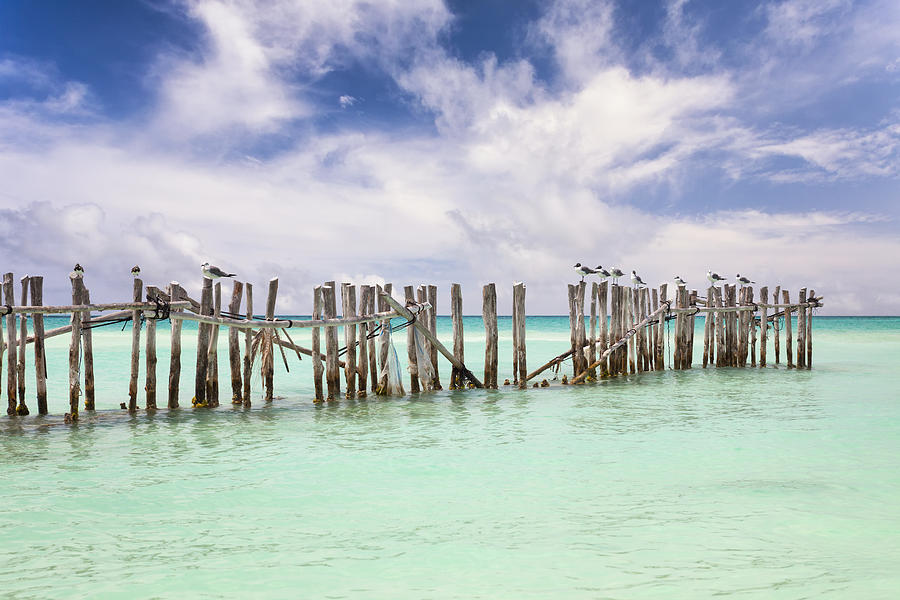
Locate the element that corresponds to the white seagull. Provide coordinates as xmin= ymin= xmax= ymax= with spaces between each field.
xmin=674 ymin=275 xmax=686 ymax=286
xmin=573 ymin=263 xmax=595 ymax=281
xmin=594 ymin=266 xmax=611 ymax=280
xmin=201 ymin=262 xmax=236 ymax=279
xmin=71 ymin=263 xmax=84 ymax=278
xmin=736 ymin=274 xmax=755 ymax=286
xmin=610 ymin=268 xmax=625 ymax=284
xmin=131 ymin=265 xmax=141 ymax=278
xmin=707 ymin=270 xmax=726 ymax=285
xmin=631 ymin=270 xmax=646 ymax=287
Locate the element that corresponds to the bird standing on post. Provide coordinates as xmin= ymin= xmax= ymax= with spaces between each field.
xmin=595 ymin=266 xmax=611 ymax=281
xmin=674 ymin=275 xmax=686 ymax=286
xmin=610 ymin=268 xmax=624 ymax=284
xmin=71 ymin=264 xmax=84 ymax=278
xmin=201 ymin=262 xmax=236 ymax=279
xmin=573 ymin=263 xmax=595 ymax=281
xmin=131 ymin=265 xmax=141 ymax=278
xmin=736 ymin=274 xmax=755 ymax=286
xmin=707 ymin=270 xmax=726 ymax=285
xmin=631 ymin=270 xmax=646 ymax=288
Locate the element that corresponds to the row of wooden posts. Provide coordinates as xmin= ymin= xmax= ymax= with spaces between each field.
xmin=532 ymin=281 xmax=820 ymax=386
xmin=1 ymin=271 xmax=820 ymax=420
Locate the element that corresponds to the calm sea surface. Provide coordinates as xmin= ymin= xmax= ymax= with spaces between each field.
xmin=2 ymin=316 xmax=899 ymax=598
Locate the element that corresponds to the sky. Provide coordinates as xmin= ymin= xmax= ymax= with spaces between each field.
xmin=0 ymin=0 xmax=898 ymax=315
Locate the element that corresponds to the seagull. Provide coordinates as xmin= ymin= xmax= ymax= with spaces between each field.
xmin=71 ymin=263 xmax=84 ymax=278
xmin=573 ymin=263 xmax=595 ymax=281
xmin=674 ymin=275 xmax=687 ymax=286
xmin=131 ymin=265 xmax=141 ymax=278
xmin=201 ymin=262 xmax=236 ymax=279
xmin=594 ymin=266 xmax=611 ymax=280
xmin=610 ymin=268 xmax=625 ymax=284
xmin=707 ymin=270 xmax=726 ymax=285
xmin=736 ymin=274 xmax=755 ymax=286
xmin=631 ymin=270 xmax=646 ymax=287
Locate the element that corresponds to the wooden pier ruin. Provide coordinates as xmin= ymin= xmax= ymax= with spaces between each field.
xmin=0 ymin=269 xmax=822 ymax=421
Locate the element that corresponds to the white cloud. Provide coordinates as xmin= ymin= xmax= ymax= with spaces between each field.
xmin=339 ymin=95 xmax=357 ymax=108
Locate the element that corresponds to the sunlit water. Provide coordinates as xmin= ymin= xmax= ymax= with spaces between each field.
xmin=2 ymin=316 xmax=899 ymax=598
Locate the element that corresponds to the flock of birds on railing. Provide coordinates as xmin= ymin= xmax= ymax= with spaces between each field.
xmin=573 ymin=264 xmax=755 ymax=288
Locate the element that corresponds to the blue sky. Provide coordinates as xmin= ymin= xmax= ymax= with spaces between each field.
xmin=1 ymin=0 xmax=898 ymax=314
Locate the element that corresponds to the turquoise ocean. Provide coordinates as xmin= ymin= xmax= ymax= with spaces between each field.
xmin=2 ymin=315 xmax=899 ymax=598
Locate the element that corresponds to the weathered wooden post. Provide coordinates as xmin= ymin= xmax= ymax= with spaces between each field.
xmin=574 ymin=282 xmax=587 ymax=378
xmin=599 ymin=281 xmax=610 ymax=377
xmin=403 ymin=285 xmax=421 ymax=393
xmin=783 ymin=289 xmax=793 ymax=369
xmin=29 ymin=276 xmax=48 ymax=415
xmin=81 ymin=287 xmax=96 ymax=410
xmin=588 ymin=282 xmax=598 ymax=379
xmin=650 ymin=286 xmax=659 ymax=371
xmin=416 ymin=285 xmax=433 ymax=385
xmin=748 ymin=287 xmax=757 ymax=368
xmin=227 ymin=281 xmax=244 ymax=404
xmin=482 ymin=283 xmax=498 ymax=388
xmin=16 ymin=276 xmax=29 ymax=415
xmin=656 ymin=284 xmax=667 ymax=371
xmin=127 ymin=276 xmax=143 ymax=411
xmin=311 ymin=285 xmax=324 ymax=402
xmin=323 ymin=282 xmax=340 ymax=400
xmin=759 ymin=286 xmax=768 ymax=367
xmin=450 ymin=283 xmax=465 ymax=389
xmin=673 ymin=285 xmax=685 ymax=369
xmin=609 ymin=285 xmax=619 ymax=374
xmin=797 ymin=288 xmax=807 ymax=369
xmin=427 ymin=284 xmax=441 ymax=389
xmin=357 ymin=285 xmax=372 ymax=397
xmin=68 ymin=274 xmax=84 ymax=420
xmin=641 ymin=288 xmax=652 ymax=371
xmin=566 ymin=284 xmax=578 ymax=378
xmin=341 ymin=283 xmax=358 ymax=398
xmin=773 ymin=285 xmax=781 ymax=364
xmin=513 ymin=282 xmax=526 ymax=388
xmin=737 ymin=287 xmax=747 ymax=367
xmin=713 ymin=286 xmax=725 ymax=368
xmin=806 ymin=288 xmax=815 ymax=370
xmin=3 ymin=272 xmax=16 ymax=415
xmin=194 ymin=277 xmax=213 ymax=406
xmin=702 ymin=286 xmax=713 ymax=368
xmin=375 ymin=283 xmax=394 ymax=391
xmin=242 ymin=283 xmax=253 ymax=406
xmin=263 ymin=278 xmax=278 ymax=402
xmin=168 ymin=282 xmax=184 ymax=409
xmin=144 ymin=286 xmax=159 ymax=409
xmin=366 ymin=287 xmax=378 ymax=394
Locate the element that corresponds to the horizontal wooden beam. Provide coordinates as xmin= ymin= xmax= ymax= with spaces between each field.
xmin=170 ymin=303 xmax=430 ymax=330
xmin=2 ymin=300 xmax=192 ymax=316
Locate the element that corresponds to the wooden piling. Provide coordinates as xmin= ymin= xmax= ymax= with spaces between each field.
xmin=29 ymin=277 xmax=48 ymax=415
xmin=403 ymin=286 xmax=421 ymax=392
xmin=783 ymin=289 xmax=793 ymax=369
xmin=806 ymin=289 xmax=814 ymax=370
xmin=588 ymin=283 xmax=598 ymax=379
xmin=367 ymin=286 xmax=378 ymax=393
xmin=737 ymin=287 xmax=747 ymax=368
xmin=127 ymin=277 xmax=143 ymax=411
xmin=773 ymin=285 xmax=781 ymax=364
xmin=450 ymin=283 xmax=465 ymax=389
xmin=323 ymin=283 xmax=340 ymax=400
xmin=194 ymin=277 xmax=212 ymax=407
xmin=702 ymin=286 xmax=713 ymax=368
xmin=797 ymin=288 xmax=807 ymax=369
xmin=242 ymin=283 xmax=253 ymax=407
xmin=206 ymin=282 xmax=222 ymax=407
xmin=759 ymin=286 xmax=768 ymax=368
xmin=725 ymin=284 xmax=737 ymax=367
xmin=145 ymin=286 xmax=159 ymax=409
xmin=651 ymin=287 xmax=659 ymax=371
xmin=483 ymin=283 xmax=498 ymax=389
xmin=673 ymin=286 xmax=685 ymax=369
xmin=357 ymin=285 xmax=372 ymax=396
xmin=513 ymin=282 xmax=526 ymax=388
xmin=599 ymin=281 xmax=610 ymax=377
xmin=3 ymin=273 xmax=16 ymax=415
xmin=263 ymin=278 xmax=278 ymax=402
xmin=312 ymin=285 xmax=324 ymax=402
xmin=167 ymin=282 xmax=184 ymax=409
xmin=16 ymin=276 xmax=29 ymax=414
xmin=227 ymin=281 xmax=244 ymax=403
xmin=567 ymin=285 xmax=578 ymax=377
xmin=80 ymin=287 xmax=96 ymax=410
xmin=714 ymin=286 xmax=725 ymax=368
xmin=748 ymin=287 xmax=757 ymax=368
xmin=375 ymin=283 xmax=393 ymax=392
xmin=641 ymin=288 xmax=651 ymax=371
xmin=656 ymin=284 xmax=667 ymax=371
xmin=427 ymin=284 xmax=441 ymax=389
xmin=416 ymin=286 xmax=432 ymax=387
xmin=68 ymin=274 xmax=84 ymax=420
xmin=341 ymin=283 xmax=357 ymax=398
xmin=574 ymin=282 xmax=587 ymax=378
xmin=610 ymin=285 xmax=620 ymax=374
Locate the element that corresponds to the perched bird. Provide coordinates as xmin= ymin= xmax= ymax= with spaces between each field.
xmin=573 ymin=263 xmax=595 ymax=281
xmin=595 ymin=266 xmax=611 ymax=280
xmin=610 ymin=268 xmax=625 ymax=284
xmin=201 ymin=262 xmax=236 ymax=279
xmin=71 ymin=263 xmax=84 ymax=278
xmin=736 ymin=274 xmax=755 ymax=286
xmin=131 ymin=265 xmax=141 ymax=278
xmin=674 ymin=275 xmax=687 ymax=286
xmin=707 ymin=270 xmax=726 ymax=285
xmin=631 ymin=270 xmax=646 ymax=287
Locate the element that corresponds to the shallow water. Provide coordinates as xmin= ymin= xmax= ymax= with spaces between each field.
xmin=2 ymin=316 xmax=899 ymax=598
